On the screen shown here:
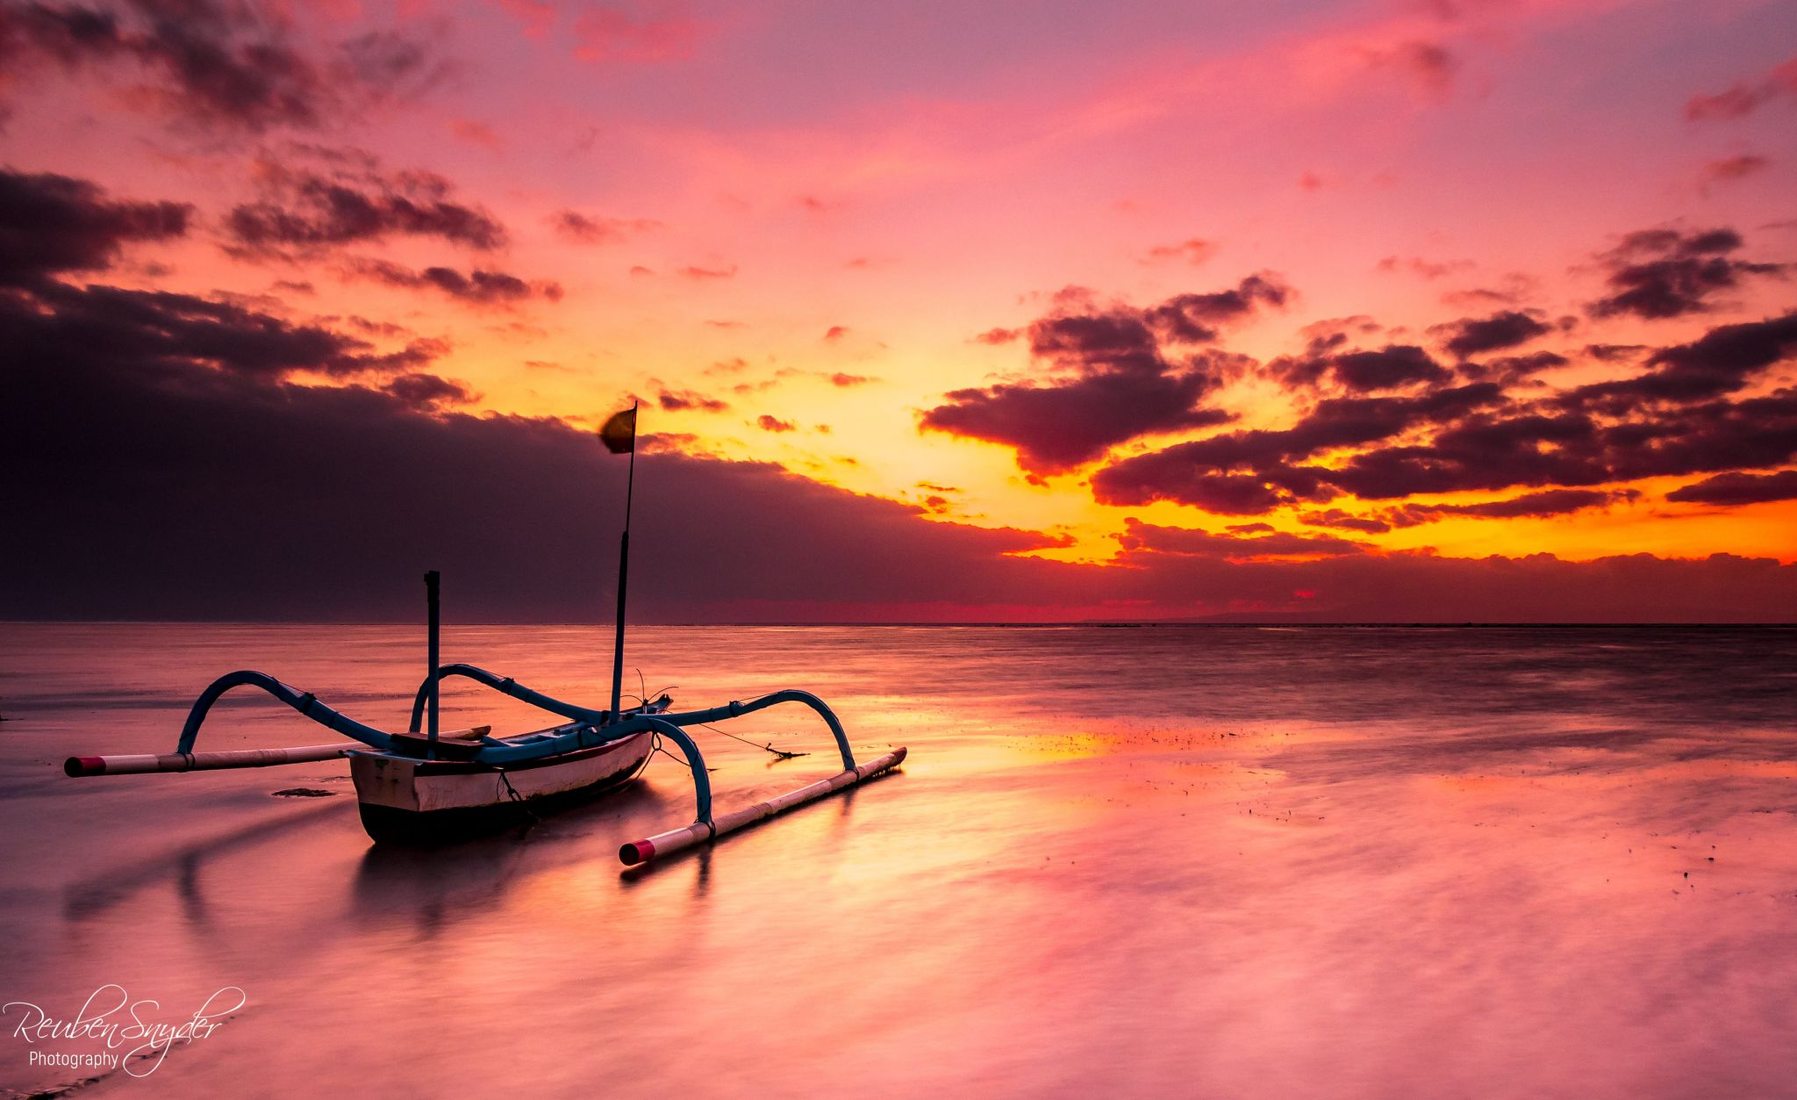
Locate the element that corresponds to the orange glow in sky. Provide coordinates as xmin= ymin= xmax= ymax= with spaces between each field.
xmin=2 ymin=0 xmax=1794 ymax=620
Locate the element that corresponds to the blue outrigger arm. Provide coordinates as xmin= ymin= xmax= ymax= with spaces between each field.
xmin=403 ymin=663 xmax=856 ymax=770
xmin=176 ymin=669 xmax=399 ymax=754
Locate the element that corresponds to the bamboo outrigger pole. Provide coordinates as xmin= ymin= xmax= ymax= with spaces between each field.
xmin=66 ymin=744 xmax=349 ymax=777
xmin=619 ymin=746 xmax=906 ymax=865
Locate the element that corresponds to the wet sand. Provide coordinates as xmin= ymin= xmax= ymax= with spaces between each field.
xmin=2 ymin=624 xmax=1795 ymax=1098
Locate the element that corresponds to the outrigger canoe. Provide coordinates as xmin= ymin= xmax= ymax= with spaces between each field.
xmin=62 ymin=405 xmax=907 ymax=864
xmin=63 ymin=649 xmax=905 ymax=863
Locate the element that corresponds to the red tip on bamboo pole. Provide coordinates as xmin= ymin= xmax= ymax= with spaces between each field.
xmin=65 ymin=756 xmax=106 ymax=777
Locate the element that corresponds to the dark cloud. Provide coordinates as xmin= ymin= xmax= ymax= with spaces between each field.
xmin=227 ymin=159 xmax=506 ymax=255
xmin=1274 ymin=344 xmax=1453 ymax=392
xmin=1144 ymin=273 xmax=1289 ymax=343
xmin=383 ymin=372 xmax=478 ymax=409
xmin=1392 ymin=488 xmax=1637 ymax=524
xmin=1459 ymin=351 xmax=1569 ymax=386
xmin=921 ymin=277 xmax=1289 ymax=473
xmin=1326 ymin=411 xmax=1606 ymax=499
xmin=1298 ymin=509 xmax=1392 ymax=534
xmin=828 ymin=373 xmax=872 ymax=387
xmin=1587 ymin=227 xmax=1785 ymax=320
xmin=1118 ymin=520 xmax=1368 ymax=560
xmin=1 ymin=278 xmax=442 ymax=381
xmin=1102 ymin=468 xmax=1327 ymax=515
xmin=344 ymin=258 xmax=560 ymax=305
xmin=1298 ymin=316 xmax=1383 ymax=354
xmin=756 ymin=414 xmax=796 ymax=432
xmin=2 ymin=0 xmax=441 ymax=133
xmin=0 ymin=167 xmax=190 ymax=286
xmin=657 ymin=388 xmax=728 ymax=412
xmin=1666 ymin=469 xmax=1797 ymax=506
xmin=1604 ymin=389 xmax=1797 ymax=483
xmin=922 ymin=368 xmax=1233 ymax=475
xmin=1644 ymin=310 xmax=1797 ymax=388
xmin=1433 ymin=310 xmax=1551 ymax=358
xmin=1684 ymin=56 xmax=1797 ymax=121
xmin=1326 ymin=379 xmax=1797 ymax=502
xmin=823 ymin=325 xmax=848 ymax=342
xmin=1093 ymin=384 xmax=1505 ymax=512
xmin=1564 ymin=311 xmax=1797 ymax=407
xmin=1085 ymin=231 xmax=1794 ymax=516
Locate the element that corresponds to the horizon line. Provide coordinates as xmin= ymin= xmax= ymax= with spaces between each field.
xmin=4 ymin=618 xmax=1793 ymax=629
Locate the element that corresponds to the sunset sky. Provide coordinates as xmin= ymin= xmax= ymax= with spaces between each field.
xmin=2 ymin=0 xmax=1795 ymax=621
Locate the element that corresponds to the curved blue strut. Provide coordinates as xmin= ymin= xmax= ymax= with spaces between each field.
xmin=404 ymin=666 xmax=856 ymax=771
xmin=405 ymin=662 xmax=616 ymax=732
xmin=661 ymin=690 xmax=855 ymax=772
xmin=176 ymin=670 xmax=397 ymax=754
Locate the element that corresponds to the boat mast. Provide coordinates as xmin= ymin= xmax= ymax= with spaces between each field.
xmin=425 ymin=570 xmax=440 ymax=747
xmin=609 ymin=402 xmax=638 ymax=721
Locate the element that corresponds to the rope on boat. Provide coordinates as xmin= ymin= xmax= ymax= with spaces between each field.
xmin=691 ymin=720 xmax=811 ymax=760
xmin=648 ymin=732 xmax=718 ymax=772
xmin=496 ymin=767 xmax=541 ymax=826
xmin=621 ymin=672 xmax=809 ymax=760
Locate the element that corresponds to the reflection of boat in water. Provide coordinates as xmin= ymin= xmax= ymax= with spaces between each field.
xmin=352 ymin=780 xmax=677 ymax=929
xmin=63 ymin=405 xmax=905 ymax=863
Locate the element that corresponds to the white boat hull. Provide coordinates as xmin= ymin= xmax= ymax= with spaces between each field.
xmin=349 ymin=731 xmax=653 ymax=843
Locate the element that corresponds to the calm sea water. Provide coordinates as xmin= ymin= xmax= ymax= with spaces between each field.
xmin=1 ymin=624 xmax=1795 ymax=1098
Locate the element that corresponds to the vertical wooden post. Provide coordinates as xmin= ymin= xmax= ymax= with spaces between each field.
xmin=425 ymin=570 xmax=441 ymax=747
xmin=609 ymin=404 xmax=638 ymax=721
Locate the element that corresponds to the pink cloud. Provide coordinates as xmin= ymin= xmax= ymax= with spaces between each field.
xmin=572 ymin=4 xmax=703 ymax=64
xmin=1143 ymin=238 xmax=1217 ymax=266
xmin=493 ymin=0 xmax=557 ymax=38
xmin=1362 ymin=39 xmax=1458 ymax=100
xmin=551 ymin=210 xmax=662 ymax=244
xmin=450 ymin=119 xmax=503 ymax=150
xmin=1701 ymin=154 xmax=1771 ymax=193
xmin=1685 ymin=56 xmax=1797 ymax=121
